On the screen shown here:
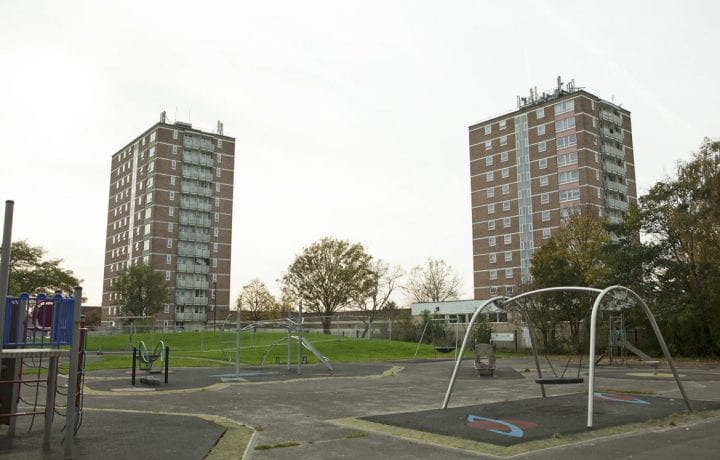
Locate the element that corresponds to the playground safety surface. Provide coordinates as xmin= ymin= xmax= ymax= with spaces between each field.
xmin=2 ymin=359 xmax=720 ymax=459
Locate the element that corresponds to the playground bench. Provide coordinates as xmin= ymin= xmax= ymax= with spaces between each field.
xmin=276 ymin=355 xmax=307 ymax=364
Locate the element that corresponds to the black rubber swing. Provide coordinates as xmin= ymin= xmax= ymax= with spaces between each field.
xmin=535 ymin=351 xmax=584 ymax=385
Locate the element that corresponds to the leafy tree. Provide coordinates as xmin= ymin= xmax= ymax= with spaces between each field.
xmin=406 ymin=258 xmax=461 ymax=303
xmin=282 ymin=237 xmax=376 ymax=334
xmin=360 ymin=260 xmax=404 ymax=338
xmin=110 ymin=262 xmax=169 ymax=317
xmin=237 ymin=279 xmax=278 ymax=321
xmin=530 ymin=212 xmax=610 ymax=351
xmin=635 ymin=139 xmax=720 ymax=355
xmin=2 ymin=240 xmax=81 ymax=296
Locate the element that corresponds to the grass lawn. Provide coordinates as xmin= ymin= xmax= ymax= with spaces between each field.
xmin=81 ymin=329 xmax=478 ymax=371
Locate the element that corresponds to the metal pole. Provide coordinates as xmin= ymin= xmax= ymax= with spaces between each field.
xmin=132 ymin=347 xmax=137 ymax=385
xmin=0 ymin=200 xmax=15 ymax=353
xmin=213 ymin=281 xmax=217 ymax=332
xmin=235 ymin=296 xmax=241 ymax=377
xmin=64 ymin=286 xmax=82 ymax=459
xmin=287 ymin=308 xmax=291 ymax=371
xmin=297 ymin=301 xmax=303 ymax=375
xmin=164 ymin=346 xmax=169 ymax=384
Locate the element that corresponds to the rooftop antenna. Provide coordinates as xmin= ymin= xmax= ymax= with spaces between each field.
xmin=557 ymin=75 xmax=563 ymax=92
xmin=217 ymin=121 xmax=224 ymax=136
xmin=160 ymin=111 xmax=167 ymax=123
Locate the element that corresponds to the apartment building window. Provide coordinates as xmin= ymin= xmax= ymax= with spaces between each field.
xmin=163 ymin=303 xmax=170 ymax=314
xmin=148 ymin=161 xmax=155 ymax=172
xmin=487 ymin=203 xmax=495 ymax=214
xmin=216 ymin=183 xmax=221 ymax=192
xmin=165 ymin=271 xmax=171 ymax=281
xmin=145 ymin=208 xmax=152 ymax=219
xmin=499 ymin=120 xmax=507 ymax=130
xmin=554 ymin=99 xmax=575 ymax=115
xmin=490 ymin=270 xmax=498 ymax=280
xmin=556 ymin=134 xmax=577 ymax=149
xmin=213 ymin=228 xmax=219 ymax=237
xmin=169 ymin=191 xmax=175 ymax=201
xmin=504 ymin=234 xmax=511 ymax=245
xmin=487 ymin=187 xmax=495 ymax=198
xmin=538 ymin=141 xmax=546 ymax=153
xmin=501 ymin=168 xmax=509 ymax=178
xmin=172 ymin=145 xmax=178 ymax=155
xmin=486 ymin=171 xmax=494 ymax=182
xmin=556 ymin=117 xmax=576 ymax=132
xmin=485 ymin=140 xmax=491 ymax=150
xmin=504 ymin=251 xmax=512 ymax=262
xmin=215 ymin=197 xmax=220 ymax=207
xmin=170 ymin=176 xmax=176 ymax=185
xmin=542 ymin=211 xmax=550 ymax=222
xmin=214 ymin=212 xmax=220 ymax=222
xmin=502 ymin=201 xmax=510 ymax=211
xmin=485 ymin=155 xmax=493 ymax=166
xmin=173 ymin=129 xmax=178 ymax=139
xmin=539 ymin=158 xmax=547 ymax=169
xmin=500 ymin=135 xmax=508 ymax=146
xmin=541 ymin=192 xmax=549 ymax=204
xmin=503 ymin=217 xmax=511 ymax=228
xmin=505 ymin=268 xmax=513 ymax=279
xmin=484 ymin=125 xmax=491 ymax=135
xmin=167 ymin=239 xmax=172 ymax=248
xmin=500 ymin=151 xmax=508 ymax=162
xmin=489 ymin=253 xmax=496 ymax=263
xmin=168 ymin=222 xmax=173 ymax=232
xmin=559 ymin=188 xmax=581 ymax=202
xmin=488 ymin=236 xmax=496 ymax=247
xmin=490 ymin=286 xmax=498 ymax=295
xmin=149 ymin=146 xmax=155 ymax=157
xmin=212 ymin=273 xmax=217 ymax=282
xmin=488 ymin=220 xmax=495 ymax=230
xmin=540 ymin=176 xmax=549 ymax=187
xmin=558 ymin=170 xmax=579 ymax=185
xmin=537 ymin=125 xmax=545 ymax=136
xmin=166 ymin=255 xmax=171 ymax=265
xmin=543 ymin=228 xmax=551 ymax=239
xmin=501 ymin=184 xmax=510 ymax=195
xmin=218 ymin=139 xmax=223 ymax=148
xmin=557 ymin=152 xmax=578 ymax=167
xmin=168 ymin=207 xmax=174 ymax=216
xmin=213 ymin=243 xmax=219 ymax=253
xmin=212 ymin=258 xmax=218 ymax=268
xmin=171 ymin=160 xmax=176 ymax=170
xmin=216 ymin=167 xmax=221 ymax=177
xmin=536 ymin=107 xmax=545 ymax=118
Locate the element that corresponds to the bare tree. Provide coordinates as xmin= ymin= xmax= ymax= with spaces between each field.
xmin=237 ymin=279 xmax=277 ymax=322
xmin=361 ymin=260 xmax=404 ymax=338
xmin=406 ymin=258 xmax=461 ymax=303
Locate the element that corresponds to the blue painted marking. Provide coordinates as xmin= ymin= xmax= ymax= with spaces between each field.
xmin=466 ymin=415 xmax=524 ymax=438
xmin=594 ymin=392 xmax=650 ymax=404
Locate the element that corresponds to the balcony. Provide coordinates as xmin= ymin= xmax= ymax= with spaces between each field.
xmin=180 ymin=184 xmax=212 ymax=197
xmin=177 ymin=263 xmax=210 ymax=274
xmin=607 ymin=197 xmax=629 ymax=211
xmin=605 ymin=178 xmax=628 ymax=195
xmin=601 ymin=127 xmax=624 ymax=143
xmin=179 ymin=215 xmax=211 ymax=227
xmin=180 ymin=200 xmax=212 ymax=212
xmin=178 ymin=246 xmax=210 ymax=258
xmin=174 ymin=312 xmax=208 ymax=322
xmin=182 ymin=152 xmax=213 ymax=167
xmin=601 ymin=144 xmax=625 ymax=161
xmin=176 ymin=279 xmax=209 ymax=290
xmin=178 ymin=231 xmax=211 ymax=243
xmin=599 ymin=110 xmax=622 ymax=126
xmin=175 ymin=296 xmax=209 ymax=307
xmin=604 ymin=160 xmax=625 ymax=176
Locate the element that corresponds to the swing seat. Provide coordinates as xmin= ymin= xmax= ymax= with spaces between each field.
xmin=434 ymin=346 xmax=456 ymax=353
xmin=535 ymin=377 xmax=584 ymax=384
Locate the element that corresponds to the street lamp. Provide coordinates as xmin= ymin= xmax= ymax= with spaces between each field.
xmin=213 ymin=281 xmax=217 ymax=332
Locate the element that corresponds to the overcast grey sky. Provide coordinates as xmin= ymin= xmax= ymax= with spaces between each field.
xmin=1 ymin=0 xmax=718 ymax=306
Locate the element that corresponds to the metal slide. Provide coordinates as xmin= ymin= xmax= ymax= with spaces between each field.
xmin=291 ymin=335 xmax=334 ymax=372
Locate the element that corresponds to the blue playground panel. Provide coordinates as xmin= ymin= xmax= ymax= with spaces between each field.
xmin=3 ymin=293 xmax=75 ymax=347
